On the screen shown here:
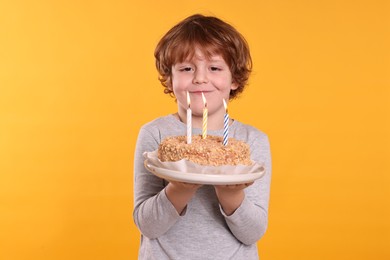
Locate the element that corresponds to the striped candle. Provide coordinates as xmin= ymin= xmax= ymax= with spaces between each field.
xmin=186 ymin=91 xmax=192 ymax=144
xmin=223 ymin=99 xmax=229 ymax=146
xmin=201 ymin=92 xmax=208 ymax=139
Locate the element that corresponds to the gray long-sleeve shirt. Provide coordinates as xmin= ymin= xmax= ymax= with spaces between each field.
xmin=133 ymin=115 xmax=272 ymax=259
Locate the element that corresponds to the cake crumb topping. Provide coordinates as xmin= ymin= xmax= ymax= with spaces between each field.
xmin=158 ymin=135 xmax=251 ymax=166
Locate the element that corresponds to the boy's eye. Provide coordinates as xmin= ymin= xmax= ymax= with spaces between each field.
xmin=179 ymin=67 xmax=193 ymax=72
xmin=210 ymin=66 xmax=221 ymax=71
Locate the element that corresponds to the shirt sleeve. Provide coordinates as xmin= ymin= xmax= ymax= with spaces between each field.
xmin=221 ymin=132 xmax=272 ymax=245
xmin=132 ymin=127 xmax=182 ymax=239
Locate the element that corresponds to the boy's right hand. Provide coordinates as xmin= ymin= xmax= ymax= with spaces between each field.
xmin=165 ymin=181 xmax=202 ymax=215
xmin=168 ymin=181 xmax=202 ymax=191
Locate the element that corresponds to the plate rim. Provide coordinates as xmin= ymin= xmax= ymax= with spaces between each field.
xmin=144 ymin=160 xmax=265 ymax=185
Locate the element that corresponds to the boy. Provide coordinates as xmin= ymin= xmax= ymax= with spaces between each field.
xmin=133 ymin=14 xmax=271 ymax=259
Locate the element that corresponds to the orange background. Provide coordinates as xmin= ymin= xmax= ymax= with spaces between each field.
xmin=1 ymin=0 xmax=389 ymax=259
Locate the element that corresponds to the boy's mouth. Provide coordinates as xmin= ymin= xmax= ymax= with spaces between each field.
xmin=189 ymin=90 xmax=212 ymax=95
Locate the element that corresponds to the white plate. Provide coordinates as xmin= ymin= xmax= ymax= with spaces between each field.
xmin=144 ymin=160 xmax=266 ymax=185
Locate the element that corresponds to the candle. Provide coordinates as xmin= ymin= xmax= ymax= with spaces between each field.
xmin=223 ymin=99 xmax=229 ymax=146
xmin=186 ymin=91 xmax=192 ymax=144
xmin=201 ymin=92 xmax=208 ymax=139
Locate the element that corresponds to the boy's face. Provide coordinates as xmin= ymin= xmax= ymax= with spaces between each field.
xmin=171 ymin=49 xmax=238 ymax=118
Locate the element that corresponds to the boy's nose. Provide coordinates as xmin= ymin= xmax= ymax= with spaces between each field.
xmin=193 ymin=70 xmax=209 ymax=84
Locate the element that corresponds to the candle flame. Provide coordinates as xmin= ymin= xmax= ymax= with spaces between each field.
xmin=202 ymin=92 xmax=207 ymax=107
xmin=187 ymin=91 xmax=191 ymax=107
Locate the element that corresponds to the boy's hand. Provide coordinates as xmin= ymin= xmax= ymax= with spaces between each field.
xmin=214 ymin=182 xmax=254 ymax=216
xmin=215 ymin=182 xmax=253 ymax=192
xmin=165 ymin=181 xmax=202 ymax=215
xmin=169 ymin=181 xmax=202 ymax=192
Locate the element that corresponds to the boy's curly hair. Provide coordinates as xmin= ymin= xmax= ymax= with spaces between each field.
xmin=154 ymin=14 xmax=252 ymax=100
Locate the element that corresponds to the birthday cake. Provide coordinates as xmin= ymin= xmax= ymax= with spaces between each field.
xmin=158 ymin=135 xmax=252 ymax=166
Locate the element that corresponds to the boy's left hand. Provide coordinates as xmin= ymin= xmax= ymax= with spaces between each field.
xmin=214 ymin=182 xmax=253 ymax=192
xmin=213 ymin=182 xmax=254 ymax=216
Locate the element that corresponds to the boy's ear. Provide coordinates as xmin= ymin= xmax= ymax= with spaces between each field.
xmin=230 ymin=82 xmax=239 ymax=90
